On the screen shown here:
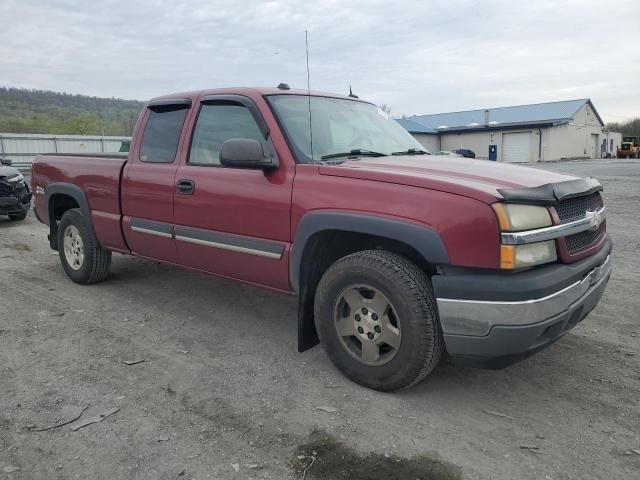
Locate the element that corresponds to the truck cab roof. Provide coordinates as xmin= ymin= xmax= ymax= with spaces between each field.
xmin=149 ymin=87 xmax=371 ymax=104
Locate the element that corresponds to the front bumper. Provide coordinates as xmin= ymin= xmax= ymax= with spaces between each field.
xmin=433 ymin=238 xmax=613 ymax=368
xmin=0 ymin=194 xmax=32 ymax=214
xmin=0 ymin=182 xmax=32 ymax=214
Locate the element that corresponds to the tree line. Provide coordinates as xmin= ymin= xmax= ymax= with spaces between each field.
xmin=2 ymin=86 xmax=638 ymax=139
xmin=0 ymin=87 xmax=144 ymax=136
xmin=607 ymin=118 xmax=640 ymax=137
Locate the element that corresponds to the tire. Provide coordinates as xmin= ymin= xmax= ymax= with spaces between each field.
xmin=8 ymin=212 xmax=27 ymax=221
xmin=57 ymin=208 xmax=111 ymax=284
xmin=314 ymin=250 xmax=444 ymax=391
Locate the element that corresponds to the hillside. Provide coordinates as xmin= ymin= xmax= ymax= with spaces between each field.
xmin=0 ymin=87 xmax=144 ymax=136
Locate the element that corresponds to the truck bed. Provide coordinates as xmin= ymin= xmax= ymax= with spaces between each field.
xmin=31 ymin=153 xmax=129 ymax=252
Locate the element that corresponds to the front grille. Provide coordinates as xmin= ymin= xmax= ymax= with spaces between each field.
xmin=556 ymin=192 xmax=605 ymax=255
xmin=565 ymin=224 xmax=604 ymax=253
xmin=556 ymin=192 xmax=603 ymax=224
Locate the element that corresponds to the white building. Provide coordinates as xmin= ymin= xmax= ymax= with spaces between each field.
xmin=397 ymin=99 xmax=622 ymax=162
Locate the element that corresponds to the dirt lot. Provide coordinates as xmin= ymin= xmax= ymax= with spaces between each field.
xmin=0 ymin=159 xmax=638 ymax=480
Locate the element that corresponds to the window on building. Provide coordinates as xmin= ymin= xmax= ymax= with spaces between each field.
xmin=139 ymin=105 xmax=189 ymax=163
xmin=189 ymin=103 xmax=264 ymax=166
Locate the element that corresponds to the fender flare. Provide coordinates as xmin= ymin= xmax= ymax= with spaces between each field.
xmin=44 ymin=183 xmax=92 ymax=224
xmin=289 ymin=211 xmax=449 ymax=292
xmin=44 ymin=183 xmax=95 ymax=248
xmin=290 ymin=211 xmax=449 ymax=352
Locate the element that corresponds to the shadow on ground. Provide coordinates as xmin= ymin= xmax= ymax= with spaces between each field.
xmin=289 ymin=430 xmax=462 ymax=480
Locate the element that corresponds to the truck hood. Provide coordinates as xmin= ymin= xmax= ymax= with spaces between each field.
xmin=318 ymin=155 xmax=578 ymax=204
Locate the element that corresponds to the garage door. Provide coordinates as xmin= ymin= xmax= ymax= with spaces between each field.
xmin=503 ymin=132 xmax=531 ymax=163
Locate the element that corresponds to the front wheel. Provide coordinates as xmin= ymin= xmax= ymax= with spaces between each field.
xmin=57 ymin=208 xmax=111 ymax=284
xmin=314 ymin=250 xmax=444 ymax=391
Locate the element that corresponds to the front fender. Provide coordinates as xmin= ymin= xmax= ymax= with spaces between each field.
xmin=289 ymin=211 xmax=449 ymax=292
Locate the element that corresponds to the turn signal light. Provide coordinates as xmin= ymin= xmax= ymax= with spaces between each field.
xmin=500 ymin=245 xmax=516 ymax=269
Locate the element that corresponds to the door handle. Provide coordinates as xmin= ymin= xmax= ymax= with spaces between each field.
xmin=176 ymin=179 xmax=195 ymax=195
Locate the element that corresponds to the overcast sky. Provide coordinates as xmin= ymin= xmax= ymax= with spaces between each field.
xmin=1 ymin=0 xmax=638 ymax=121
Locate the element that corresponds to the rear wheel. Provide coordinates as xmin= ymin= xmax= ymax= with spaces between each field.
xmin=57 ymin=208 xmax=111 ymax=284
xmin=314 ymin=250 xmax=443 ymax=391
xmin=8 ymin=212 xmax=27 ymax=221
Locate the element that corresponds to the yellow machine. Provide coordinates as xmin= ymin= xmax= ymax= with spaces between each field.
xmin=618 ymin=136 xmax=640 ymax=158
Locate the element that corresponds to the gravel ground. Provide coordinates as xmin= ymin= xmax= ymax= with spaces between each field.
xmin=0 ymin=159 xmax=638 ymax=480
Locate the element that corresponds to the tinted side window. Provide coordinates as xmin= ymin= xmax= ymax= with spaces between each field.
xmin=189 ymin=104 xmax=263 ymax=166
xmin=140 ymin=106 xmax=188 ymax=163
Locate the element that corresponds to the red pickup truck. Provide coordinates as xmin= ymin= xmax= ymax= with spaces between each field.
xmin=31 ymin=87 xmax=612 ymax=391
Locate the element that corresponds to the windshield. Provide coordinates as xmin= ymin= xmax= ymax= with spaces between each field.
xmin=268 ymin=95 xmax=429 ymax=163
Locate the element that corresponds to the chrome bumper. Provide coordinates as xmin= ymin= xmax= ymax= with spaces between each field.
xmin=437 ymin=255 xmax=612 ymax=336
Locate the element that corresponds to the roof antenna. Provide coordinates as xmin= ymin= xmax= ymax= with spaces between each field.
xmin=349 ymin=85 xmax=358 ymax=98
xmin=305 ymin=30 xmax=314 ymax=161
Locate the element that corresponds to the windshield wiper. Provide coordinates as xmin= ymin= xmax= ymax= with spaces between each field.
xmin=321 ymin=149 xmax=387 ymax=160
xmin=391 ymin=148 xmax=429 ymax=156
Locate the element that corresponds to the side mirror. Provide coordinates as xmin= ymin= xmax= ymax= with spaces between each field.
xmin=0 ymin=157 xmax=13 ymax=166
xmin=219 ymin=138 xmax=278 ymax=170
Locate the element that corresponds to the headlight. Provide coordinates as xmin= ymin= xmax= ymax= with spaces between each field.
xmin=493 ymin=203 xmax=556 ymax=269
xmin=7 ymin=173 xmax=24 ymax=184
xmin=500 ymin=241 xmax=557 ymax=269
xmin=492 ymin=203 xmax=552 ymax=231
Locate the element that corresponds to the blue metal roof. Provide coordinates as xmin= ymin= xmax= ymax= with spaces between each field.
xmin=395 ymin=118 xmax=434 ymax=133
xmin=397 ymin=99 xmax=600 ymax=134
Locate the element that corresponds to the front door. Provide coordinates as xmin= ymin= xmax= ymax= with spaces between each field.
xmin=173 ymin=96 xmax=294 ymax=291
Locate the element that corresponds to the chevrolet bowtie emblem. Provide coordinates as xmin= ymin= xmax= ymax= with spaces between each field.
xmin=586 ymin=210 xmax=602 ymax=231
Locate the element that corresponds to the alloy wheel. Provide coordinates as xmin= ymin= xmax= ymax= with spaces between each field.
xmin=333 ymin=284 xmax=401 ymax=366
xmin=63 ymin=225 xmax=84 ymax=271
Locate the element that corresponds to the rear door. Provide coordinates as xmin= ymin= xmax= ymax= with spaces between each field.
xmin=173 ymin=94 xmax=294 ymax=291
xmin=122 ymin=99 xmax=192 ymax=262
